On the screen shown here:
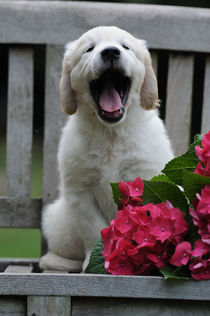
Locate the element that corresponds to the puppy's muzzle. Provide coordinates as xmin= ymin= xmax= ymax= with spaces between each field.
xmin=101 ymin=46 xmax=121 ymax=63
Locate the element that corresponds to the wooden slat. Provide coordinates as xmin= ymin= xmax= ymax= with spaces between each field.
xmin=72 ymin=297 xmax=210 ymax=316
xmin=1 ymin=3 xmax=210 ymax=52
xmin=1 ymin=274 xmax=210 ymax=300
xmin=4 ymin=265 xmax=33 ymax=273
xmin=0 ymin=258 xmax=39 ymax=273
xmin=150 ymin=51 xmax=158 ymax=77
xmin=43 ymin=270 xmax=69 ymax=274
xmin=6 ymin=48 xmax=33 ymax=198
xmin=201 ymin=55 xmax=210 ymax=134
xmin=0 ymin=298 xmax=26 ymax=316
xmin=165 ymin=54 xmax=194 ymax=156
xmin=0 ymin=197 xmax=42 ymax=228
xmin=43 ymin=45 xmax=66 ymax=204
xmin=27 ymin=296 xmax=71 ymax=316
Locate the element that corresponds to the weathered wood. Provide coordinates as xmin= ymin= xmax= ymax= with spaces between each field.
xmin=72 ymin=297 xmax=210 ymax=316
xmin=43 ymin=270 xmax=69 ymax=274
xmin=6 ymin=47 xmax=33 ymax=198
xmin=0 ymin=274 xmax=210 ymax=300
xmin=27 ymin=296 xmax=71 ymax=316
xmin=0 ymin=297 xmax=26 ymax=316
xmin=0 ymin=197 xmax=42 ymax=228
xmin=43 ymin=45 xmax=66 ymax=204
xmin=0 ymin=258 xmax=39 ymax=273
xmin=201 ymin=55 xmax=210 ymax=134
xmin=165 ymin=54 xmax=194 ymax=156
xmin=4 ymin=265 xmax=33 ymax=273
xmin=150 ymin=51 xmax=158 ymax=77
xmin=1 ymin=3 xmax=210 ymax=52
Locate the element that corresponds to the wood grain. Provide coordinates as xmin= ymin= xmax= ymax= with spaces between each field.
xmin=6 ymin=48 xmax=33 ymax=198
xmin=4 ymin=265 xmax=33 ymax=273
xmin=72 ymin=297 xmax=210 ymax=316
xmin=0 ymin=274 xmax=210 ymax=301
xmin=0 ymin=197 xmax=41 ymax=228
xmin=27 ymin=296 xmax=71 ymax=316
xmin=1 ymin=3 xmax=210 ymax=52
xmin=201 ymin=55 xmax=210 ymax=134
xmin=43 ymin=45 xmax=67 ymax=204
xmin=0 ymin=298 xmax=26 ymax=316
xmin=165 ymin=54 xmax=194 ymax=156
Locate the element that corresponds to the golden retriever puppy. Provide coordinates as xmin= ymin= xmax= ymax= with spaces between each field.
xmin=40 ymin=26 xmax=174 ymax=272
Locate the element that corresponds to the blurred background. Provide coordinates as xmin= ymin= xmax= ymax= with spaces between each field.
xmin=0 ymin=0 xmax=209 ymax=259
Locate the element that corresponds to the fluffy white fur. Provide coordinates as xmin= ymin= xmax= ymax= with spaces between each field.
xmin=40 ymin=26 xmax=174 ymax=272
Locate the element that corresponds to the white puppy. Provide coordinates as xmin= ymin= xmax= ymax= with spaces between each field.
xmin=40 ymin=26 xmax=174 ymax=272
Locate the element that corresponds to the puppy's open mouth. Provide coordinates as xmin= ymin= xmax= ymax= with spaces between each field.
xmin=90 ymin=69 xmax=131 ymax=122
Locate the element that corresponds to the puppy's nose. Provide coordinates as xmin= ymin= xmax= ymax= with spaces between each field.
xmin=101 ymin=46 xmax=121 ymax=62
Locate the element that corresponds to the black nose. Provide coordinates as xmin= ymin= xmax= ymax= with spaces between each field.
xmin=101 ymin=46 xmax=121 ymax=62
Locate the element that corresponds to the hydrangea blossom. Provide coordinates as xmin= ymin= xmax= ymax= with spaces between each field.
xmin=194 ymin=131 xmax=210 ymax=177
xmin=101 ymin=190 xmax=189 ymax=275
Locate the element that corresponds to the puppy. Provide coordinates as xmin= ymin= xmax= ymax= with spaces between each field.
xmin=40 ymin=26 xmax=174 ymax=272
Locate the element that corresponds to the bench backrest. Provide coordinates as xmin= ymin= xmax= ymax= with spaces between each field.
xmin=0 ymin=2 xmax=210 ymax=237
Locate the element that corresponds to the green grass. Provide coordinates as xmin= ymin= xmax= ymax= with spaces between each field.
xmin=0 ymin=136 xmax=42 ymax=258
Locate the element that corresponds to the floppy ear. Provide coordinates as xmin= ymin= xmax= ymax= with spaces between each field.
xmin=141 ymin=50 xmax=159 ymax=110
xmin=60 ymin=46 xmax=77 ymax=115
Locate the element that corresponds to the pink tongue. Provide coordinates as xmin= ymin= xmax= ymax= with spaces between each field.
xmin=99 ymin=87 xmax=122 ymax=112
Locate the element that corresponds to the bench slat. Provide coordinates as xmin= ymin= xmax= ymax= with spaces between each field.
xmin=201 ymin=55 xmax=210 ymax=134
xmin=6 ymin=48 xmax=33 ymax=198
xmin=150 ymin=51 xmax=158 ymax=77
xmin=0 ymin=198 xmax=41 ymax=228
xmin=43 ymin=45 xmax=66 ymax=204
xmin=27 ymin=296 xmax=71 ymax=316
xmin=0 ymin=298 xmax=26 ymax=316
xmin=1 ymin=274 xmax=210 ymax=300
xmin=0 ymin=258 xmax=39 ymax=273
xmin=4 ymin=265 xmax=33 ymax=273
xmin=165 ymin=54 xmax=194 ymax=156
xmin=72 ymin=297 xmax=210 ymax=316
xmin=1 ymin=3 xmax=210 ymax=53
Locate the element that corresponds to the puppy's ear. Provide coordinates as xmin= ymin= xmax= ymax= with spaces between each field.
xmin=60 ymin=43 xmax=77 ymax=115
xmin=141 ymin=50 xmax=159 ymax=110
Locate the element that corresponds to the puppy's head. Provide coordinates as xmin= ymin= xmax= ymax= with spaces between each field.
xmin=60 ymin=26 xmax=159 ymax=124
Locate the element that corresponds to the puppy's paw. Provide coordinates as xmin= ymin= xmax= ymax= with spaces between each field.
xmin=39 ymin=251 xmax=83 ymax=272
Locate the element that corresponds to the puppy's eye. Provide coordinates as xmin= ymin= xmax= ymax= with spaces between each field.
xmin=86 ymin=46 xmax=95 ymax=53
xmin=122 ymin=45 xmax=130 ymax=50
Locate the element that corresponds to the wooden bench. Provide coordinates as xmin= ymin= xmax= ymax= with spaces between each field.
xmin=0 ymin=1 xmax=210 ymax=315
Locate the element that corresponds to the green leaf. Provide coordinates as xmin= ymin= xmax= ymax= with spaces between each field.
xmin=160 ymin=266 xmax=191 ymax=280
xmin=110 ymin=182 xmax=122 ymax=205
xmin=150 ymin=174 xmax=175 ymax=184
xmin=85 ymin=238 xmax=108 ymax=274
xmin=162 ymin=134 xmax=202 ymax=186
xmin=183 ymin=170 xmax=210 ymax=203
xmin=143 ymin=180 xmax=188 ymax=212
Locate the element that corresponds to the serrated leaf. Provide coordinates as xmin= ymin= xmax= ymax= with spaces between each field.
xmin=162 ymin=134 xmax=202 ymax=186
xmin=150 ymin=174 xmax=175 ymax=184
xmin=143 ymin=180 xmax=188 ymax=212
xmin=160 ymin=266 xmax=191 ymax=280
xmin=183 ymin=170 xmax=210 ymax=202
xmin=85 ymin=238 xmax=108 ymax=274
xmin=110 ymin=182 xmax=121 ymax=205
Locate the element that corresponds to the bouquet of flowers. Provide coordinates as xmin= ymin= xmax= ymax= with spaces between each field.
xmin=86 ymin=131 xmax=210 ymax=280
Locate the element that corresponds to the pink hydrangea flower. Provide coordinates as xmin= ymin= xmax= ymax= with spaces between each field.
xmin=118 ymin=177 xmax=144 ymax=209
xmin=170 ymin=241 xmax=192 ymax=266
xmin=189 ymin=258 xmax=210 ymax=280
xmin=189 ymin=185 xmax=210 ymax=245
xmin=101 ymin=180 xmax=189 ymax=276
xmin=192 ymin=239 xmax=210 ymax=258
xmin=194 ymin=131 xmax=210 ymax=177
